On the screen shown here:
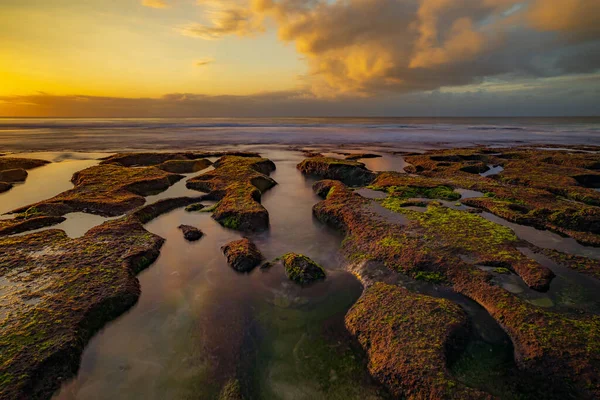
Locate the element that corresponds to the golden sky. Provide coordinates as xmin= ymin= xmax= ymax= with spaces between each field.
xmin=1 ymin=0 xmax=599 ymax=116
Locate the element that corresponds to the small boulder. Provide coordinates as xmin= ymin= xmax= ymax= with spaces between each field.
xmin=178 ymin=224 xmax=204 ymax=241
xmin=281 ymin=253 xmax=326 ymax=284
xmin=0 ymin=168 xmax=28 ymax=183
xmin=0 ymin=182 xmax=12 ymax=193
xmin=345 ymin=153 xmax=382 ymax=160
xmin=221 ymin=238 xmax=263 ymax=272
xmin=185 ymin=203 xmax=205 ymax=212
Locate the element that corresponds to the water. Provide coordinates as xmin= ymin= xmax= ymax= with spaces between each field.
xmin=2 ymin=142 xmax=598 ymax=399
xmin=1 ymin=117 xmax=599 ymax=151
xmin=0 ymin=153 xmax=101 ymax=216
xmin=54 ymin=149 xmax=386 ymax=400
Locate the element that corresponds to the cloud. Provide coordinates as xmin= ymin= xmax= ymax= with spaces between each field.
xmin=195 ymin=58 xmax=215 ymax=66
xmin=141 ymin=0 xmax=170 ymax=9
xmin=527 ymin=0 xmax=600 ymax=40
xmin=1 ymin=74 xmax=598 ymax=117
xmin=180 ymin=0 xmax=264 ymax=39
xmin=181 ymin=0 xmax=600 ymax=96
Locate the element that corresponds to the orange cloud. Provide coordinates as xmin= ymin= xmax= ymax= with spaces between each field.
xmin=181 ymin=0 xmax=600 ymax=96
xmin=527 ymin=0 xmax=600 ymax=39
xmin=195 ymin=58 xmax=215 ymax=66
xmin=142 ymin=0 xmax=170 ymax=9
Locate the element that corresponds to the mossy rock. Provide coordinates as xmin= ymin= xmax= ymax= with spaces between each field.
xmin=0 ymin=181 xmax=12 ymax=193
xmin=218 ymin=379 xmax=244 ymax=400
xmin=346 ymin=282 xmax=490 ymax=399
xmin=187 ymin=156 xmax=277 ymax=231
xmin=281 ymin=253 xmax=326 ymax=284
xmin=178 ymin=224 xmax=203 ymax=241
xmin=185 ymin=203 xmax=205 ymax=212
xmin=11 ymin=164 xmax=184 ymax=217
xmin=0 ymin=168 xmax=28 ymax=183
xmin=221 ymin=238 xmax=264 ymax=272
xmin=158 ymin=159 xmax=212 ymax=173
xmin=0 ymin=157 xmax=49 ymax=172
xmin=297 ymin=157 xmax=376 ymax=186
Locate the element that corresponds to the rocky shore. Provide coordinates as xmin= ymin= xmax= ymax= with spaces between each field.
xmin=1 ymin=146 xmax=599 ymax=399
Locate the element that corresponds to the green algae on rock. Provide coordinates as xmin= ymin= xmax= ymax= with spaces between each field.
xmin=0 ymin=215 xmax=66 ymax=237
xmin=281 ymin=253 xmax=326 ymax=285
xmin=369 ymin=172 xmax=461 ymax=201
xmin=218 ymin=379 xmax=244 ymax=400
xmin=187 ymin=155 xmax=277 ymax=231
xmin=346 ymin=282 xmax=492 ymax=400
xmin=221 ymin=238 xmax=264 ymax=273
xmin=0 ymin=215 xmax=165 ymax=400
xmin=297 ymin=157 xmax=376 ymax=186
xmin=312 ymin=179 xmax=600 ymax=399
xmin=185 ymin=202 xmax=206 ymax=212
xmin=345 ymin=153 xmax=382 ymax=161
xmin=403 ymin=146 xmax=600 ymax=247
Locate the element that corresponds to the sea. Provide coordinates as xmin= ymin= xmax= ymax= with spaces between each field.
xmin=0 ymin=117 xmax=599 ymax=151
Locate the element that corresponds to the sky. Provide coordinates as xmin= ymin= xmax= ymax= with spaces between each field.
xmin=0 ymin=0 xmax=599 ymax=117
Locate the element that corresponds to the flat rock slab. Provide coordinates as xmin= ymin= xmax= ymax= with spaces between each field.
xmin=297 ymin=157 xmax=376 ymax=186
xmin=0 ymin=181 xmax=12 ymax=193
xmin=0 ymin=168 xmax=28 ymax=183
xmin=178 ymin=224 xmax=204 ymax=241
xmin=221 ymin=238 xmax=263 ymax=272
xmin=281 ymin=253 xmax=326 ymax=284
xmin=185 ymin=203 xmax=205 ymax=212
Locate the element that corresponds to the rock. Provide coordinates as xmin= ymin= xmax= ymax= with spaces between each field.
xmin=297 ymin=157 xmax=376 ymax=187
xmin=131 ymin=197 xmax=205 ymax=224
xmin=178 ymin=224 xmax=204 ymax=241
xmin=281 ymin=253 xmax=326 ymax=284
xmin=185 ymin=203 xmax=205 ymax=212
xmin=218 ymin=379 xmax=244 ymax=400
xmin=10 ymin=164 xmax=184 ymax=217
xmin=0 ymin=157 xmax=49 ymax=172
xmin=313 ymin=178 xmax=600 ymax=399
xmin=345 ymin=153 xmax=382 ymax=160
xmin=187 ymin=156 xmax=277 ymax=231
xmin=0 ymin=216 xmax=66 ymax=237
xmin=346 ymin=283 xmax=490 ymax=399
xmin=221 ymin=238 xmax=263 ymax=272
xmin=0 ymin=217 xmax=165 ymax=399
xmin=0 ymin=182 xmax=12 ymax=193
xmin=0 ymin=168 xmax=28 ymax=183
xmin=158 ymin=159 xmax=212 ymax=173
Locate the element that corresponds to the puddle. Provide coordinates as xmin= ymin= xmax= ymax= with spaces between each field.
xmin=354 ymin=188 xmax=387 ymax=199
xmin=456 ymin=188 xmax=485 ymax=199
xmin=518 ymin=248 xmax=600 ymax=313
xmin=480 ymin=165 xmax=504 ymax=177
xmin=481 ymin=212 xmax=600 ymax=260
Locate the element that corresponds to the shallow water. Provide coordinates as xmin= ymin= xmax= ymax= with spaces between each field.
xmin=0 ymin=153 xmax=101 ymax=216
xmin=1 ymin=145 xmax=596 ymax=399
xmin=480 ymin=165 xmax=504 ymax=177
xmin=54 ymin=149 xmax=386 ymax=400
xmin=482 ymin=212 xmax=600 ymax=260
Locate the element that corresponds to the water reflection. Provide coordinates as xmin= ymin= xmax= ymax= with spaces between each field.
xmin=0 ymin=155 xmax=100 ymax=215
xmin=54 ymin=150 xmax=385 ymax=400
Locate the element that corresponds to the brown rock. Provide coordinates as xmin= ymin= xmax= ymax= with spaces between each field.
xmin=221 ymin=238 xmax=263 ymax=272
